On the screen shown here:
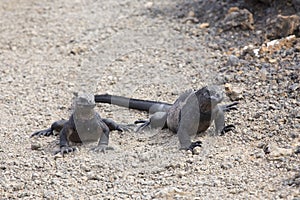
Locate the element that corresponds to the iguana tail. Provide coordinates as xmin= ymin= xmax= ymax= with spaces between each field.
xmin=94 ymin=94 xmax=172 ymax=113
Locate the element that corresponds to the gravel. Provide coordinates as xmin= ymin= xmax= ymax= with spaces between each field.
xmin=0 ymin=0 xmax=299 ymax=199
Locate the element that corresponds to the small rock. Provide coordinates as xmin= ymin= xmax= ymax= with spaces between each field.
xmin=224 ymin=83 xmax=243 ymax=101
xmin=259 ymin=35 xmax=296 ymax=55
xmin=186 ymin=157 xmax=194 ymax=164
xmin=220 ymin=162 xmax=233 ymax=170
xmin=131 ymin=162 xmax=139 ymax=168
xmin=259 ymin=68 xmax=268 ymax=81
xmin=186 ymin=149 xmax=193 ymax=156
xmin=139 ymin=153 xmax=150 ymax=162
xmin=293 ymin=0 xmax=300 ymax=12
xmin=187 ymin=10 xmax=195 ymax=18
xmin=227 ymin=55 xmax=240 ymax=66
xmin=154 ymin=187 xmax=186 ymax=198
xmin=294 ymin=146 xmax=300 ymax=154
xmin=144 ymin=2 xmax=153 ymax=9
xmin=54 ymin=153 xmax=63 ymax=160
xmin=242 ymin=44 xmax=258 ymax=57
xmin=289 ymin=83 xmax=299 ymax=92
xmin=11 ymin=181 xmax=25 ymax=191
xmin=264 ymin=143 xmax=294 ymax=160
xmin=69 ymin=45 xmax=88 ymax=55
xmin=266 ymin=15 xmax=300 ymax=39
xmin=290 ymin=133 xmax=298 ymax=139
xmin=43 ymin=190 xmax=57 ymax=199
xmin=222 ymin=7 xmax=254 ymax=31
xmin=254 ymin=150 xmax=265 ymax=159
xmin=284 ymin=173 xmax=300 ymax=186
xmin=31 ymin=173 xmax=39 ymax=181
xmin=87 ymin=173 xmax=101 ymax=181
xmin=192 ymin=146 xmax=201 ymax=155
xmin=31 ymin=143 xmax=42 ymax=151
xmin=199 ymin=23 xmax=210 ymax=29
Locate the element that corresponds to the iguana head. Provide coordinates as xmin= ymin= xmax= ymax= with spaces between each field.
xmin=73 ymin=93 xmax=96 ymax=119
xmin=75 ymin=93 xmax=96 ymax=108
xmin=196 ymin=86 xmax=224 ymax=113
xmin=206 ymin=85 xmax=224 ymax=104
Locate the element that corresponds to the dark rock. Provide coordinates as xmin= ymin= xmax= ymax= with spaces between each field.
xmin=292 ymin=0 xmax=300 ymax=12
xmin=222 ymin=7 xmax=254 ymax=31
xmin=266 ymin=15 xmax=300 ymax=39
xmin=295 ymin=146 xmax=300 ymax=154
xmin=284 ymin=173 xmax=300 ymax=186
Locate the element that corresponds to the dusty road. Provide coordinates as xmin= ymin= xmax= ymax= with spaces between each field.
xmin=0 ymin=0 xmax=299 ymax=199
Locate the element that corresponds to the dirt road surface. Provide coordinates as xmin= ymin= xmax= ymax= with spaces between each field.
xmin=0 ymin=0 xmax=299 ymax=199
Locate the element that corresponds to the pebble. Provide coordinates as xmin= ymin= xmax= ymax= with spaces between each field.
xmin=31 ymin=143 xmax=42 ymax=151
xmin=222 ymin=7 xmax=254 ymax=30
xmin=193 ymin=146 xmax=202 ymax=155
xmin=221 ymin=162 xmax=233 ymax=170
xmin=224 ymin=83 xmax=244 ymax=101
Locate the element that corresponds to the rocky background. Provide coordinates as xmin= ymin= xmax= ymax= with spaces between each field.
xmin=0 ymin=0 xmax=299 ymax=199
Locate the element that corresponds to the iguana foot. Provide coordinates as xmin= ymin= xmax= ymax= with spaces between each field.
xmin=222 ymin=102 xmax=239 ymax=112
xmin=187 ymin=141 xmax=202 ymax=152
xmin=31 ymin=128 xmax=53 ymax=138
xmin=91 ymin=145 xmax=114 ymax=153
xmin=116 ymin=124 xmax=133 ymax=132
xmin=54 ymin=146 xmax=78 ymax=155
xmin=134 ymin=120 xmax=151 ymax=132
xmin=221 ymin=124 xmax=235 ymax=135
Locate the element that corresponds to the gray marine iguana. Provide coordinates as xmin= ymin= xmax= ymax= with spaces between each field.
xmin=31 ymin=93 xmax=127 ymax=155
xmin=94 ymin=86 xmax=238 ymax=151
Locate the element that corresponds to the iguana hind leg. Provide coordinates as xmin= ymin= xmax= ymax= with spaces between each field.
xmin=91 ymin=126 xmax=113 ymax=153
xmin=135 ymin=120 xmax=151 ymax=132
xmin=135 ymin=111 xmax=168 ymax=132
xmin=55 ymin=121 xmax=78 ymax=155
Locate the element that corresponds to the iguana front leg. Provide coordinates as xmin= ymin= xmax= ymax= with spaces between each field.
xmin=54 ymin=123 xmax=77 ymax=155
xmin=90 ymin=125 xmax=112 ymax=153
xmin=214 ymin=106 xmax=235 ymax=136
xmin=177 ymin=110 xmax=201 ymax=150
xmin=31 ymin=120 xmax=67 ymax=137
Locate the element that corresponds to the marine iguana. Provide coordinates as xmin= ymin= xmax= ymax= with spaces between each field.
xmin=31 ymin=93 xmax=127 ymax=155
xmin=94 ymin=86 xmax=238 ymax=151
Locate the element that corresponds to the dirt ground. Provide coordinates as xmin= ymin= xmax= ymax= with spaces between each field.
xmin=0 ymin=0 xmax=299 ymax=199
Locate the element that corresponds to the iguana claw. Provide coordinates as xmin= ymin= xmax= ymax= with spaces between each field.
xmin=222 ymin=102 xmax=239 ymax=112
xmin=116 ymin=124 xmax=133 ymax=132
xmin=221 ymin=124 xmax=235 ymax=135
xmin=90 ymin=145 xmax=114 ymax=153
xmin=135 ymin=120 xmax=151 ymax=132
xmin=187 ymin=141 xmax=202 ymax=151
xmin=31 ymin=128 xmax=53 ymax=138
xmin=54 ymin=146 xmax=78 ymax=155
